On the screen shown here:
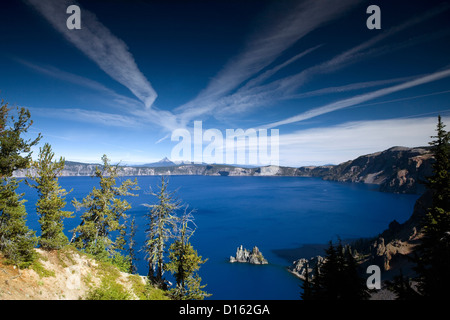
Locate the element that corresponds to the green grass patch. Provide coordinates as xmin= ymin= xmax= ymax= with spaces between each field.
xmin=84 ymin=277 xmax=131 ymax=300
xmin=128 ymin=274 xmax=170 ymax=300
xmin=31 ymin=260 xmax=55 ymax=278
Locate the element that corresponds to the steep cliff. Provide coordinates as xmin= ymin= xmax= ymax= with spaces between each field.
xmin=300 ymin=147 xmax=433 ymax=194
xmin=288 ymin=189 xmax=432 ymax=284
xmin=352 ymin=190 xmax=431 ymax=275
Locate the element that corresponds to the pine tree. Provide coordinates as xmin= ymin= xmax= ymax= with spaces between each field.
xmin=307 ymin=240 xmax=369 ymax=300
xmin=143 ymin=176 xmax=180 ymax=288
xmin=127 ymin=216 xmax=138 ymax=274
xmin=318 ymin=241 xmax=340 ymax=299
xmin=387 ymin=269 xmax=420 ymax=300
xmin=183 ymin=274 xmax=210 ymax=300
xmin=0 ymin=178 xmax=37 ymax=267
xmin=0 ymin=101 xmax=40 ymax=266
xmin=0 ymin=100 xmax=41 ymax=178
xmin=310 ymin=261 xmax=323 ymax=299
xmin=71 ymin=155 xmax=139 ymax=264
xmin=300 ymin=261 xmax=313 ymax=300
xmin=166 ymin=210 xmax=210 ymax=300
xmin=340 ymin=244 xmax=370 ymax=300
xmin=26 ymin=143 xmax=73 ymax=250
xmin=413 ymin=115 xmax=450 ymax=299
xmin=425 ymin=115 xmax=450 ymax=209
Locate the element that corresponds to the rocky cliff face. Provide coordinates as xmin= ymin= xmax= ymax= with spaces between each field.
xmin=299 ymin=147 xmax=433 ymax=194
xmin=229 ymin=245 xmax=268 ymax=265
xmin=287 ymin=187 xmax=432 ymax=285
xmin=351 ymin=190 xmax=432 ymax=278
xmin=289 ymin=255 xmax=325 ymax=280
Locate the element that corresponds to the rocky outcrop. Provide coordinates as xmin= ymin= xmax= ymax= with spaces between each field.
xmin=288 ymin=255 xmax=325 ymax=280
xmin=316 ymin=147 xmax=433 ymax=194
xmin=366 ymin=237 xmax=418 ymax=272
xmin=289 ymin=191 xmax=432 ymax=281
xmin=229 ymin=245 xmax=268 ymax=265
xmin=351 ymin=190 xmax=432 ymax=277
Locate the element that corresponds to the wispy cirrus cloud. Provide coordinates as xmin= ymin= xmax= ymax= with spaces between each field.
xmin=177 ymin=2 xmax=449 ymax=123
xmin=277 ymin=116 xmax=450 ymax=167
xmin=17 ymin=58 xmax=114 ymax=94
xmin=268 ymin=5 xmax=450 ymax=98
xmin=175 ymin=0 xmax=360 ymax=121
xmin=25 ymin=0 xmax=157 ymax=109
xmin=28 ymin=107 xmax=142 ymax=128
xmin=18 ymin=59 xmax=183 ymax=134
xmin=282 ymin=76 xmax=417 ymax=100
xmin=263 ymin=68 xmax=450 ymax=129
xmin=21 ymin=0 xmax=450 ymax=149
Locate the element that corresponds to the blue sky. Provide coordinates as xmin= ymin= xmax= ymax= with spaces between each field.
xmin=1 ymin=0 xmax=450 ymax=166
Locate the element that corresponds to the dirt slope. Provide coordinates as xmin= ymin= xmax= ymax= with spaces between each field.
xmin=0 ymin=247 xmax=151 ymax=300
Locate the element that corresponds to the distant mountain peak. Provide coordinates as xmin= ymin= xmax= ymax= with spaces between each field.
xmin=139 ymin=157 xmax=176 ymax=167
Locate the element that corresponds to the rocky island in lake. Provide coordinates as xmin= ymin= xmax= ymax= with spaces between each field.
xmin=230 ymin=245 xmax=268 ymax=264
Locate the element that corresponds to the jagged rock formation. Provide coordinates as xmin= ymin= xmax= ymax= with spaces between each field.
xmin=365 ymin=237 xmax=418 ymax=272
xmin=288 ymin=255 xmax=325 ymax=280
xmin=351 ymin=190 xmax=432 ymax=277
xmin=229 ymin=245 xmax=268 ymax=265
xmin=288 ymin=189 xmax=431 ymax=284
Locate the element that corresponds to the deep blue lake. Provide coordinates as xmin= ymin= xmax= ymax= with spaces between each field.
xmin=17 ymin=175 xmax=420 ymax=300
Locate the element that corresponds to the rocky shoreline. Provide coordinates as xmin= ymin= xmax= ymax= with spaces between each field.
xmin=288 ymin=255 xmax=325 ymax=281
xmin=13 ymin=146 xmax=434 ymax=194
xmin=283 ymin=189 xmax=431 ymax=297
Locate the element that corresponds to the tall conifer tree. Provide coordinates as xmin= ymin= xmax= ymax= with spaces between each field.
xmin=127 ymin=216 xmax=138 ymax=274
xmin=166 ymin=210 xmax=210 ymax=300
xmin=71 ymin=155 xmax=139 ymax=263
xmin=143 ymin=177 xmax=179 ymax=288
xmin=300 ymin=261 xmax=313 ymax=300
xmin=414 ymin=115 xmax=450 ymax=299
xmin=0 ymin=100 xmax=41 ymax=177
xmin=0 ymin=101 xmax=40 ymax=266
xmin=0 ymin=179 xmax=37 ymax=267
xmin=307 ymin=240 xmax=369 ymax=300
xmin=27 ymin=143 xmax=73 ymax=250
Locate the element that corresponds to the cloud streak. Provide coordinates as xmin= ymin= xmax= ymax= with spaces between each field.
xmin=25 ymin=0 xmax=157 ymax=108
xmin=175 ymin=0 xmax=359 ymax=121
xmin=263 ymin=68 xmax=450 ymax=128
xmin=28 ymin=107 xmax=143 ymax=128
xmin=277 ymin=116 xmax=450 ymax=166
xmin=177 ymin=2 xmax=449 ymax=123
xmin=282 ymin=76 xmax=417 ymax=100
xmin=21 ymin=0 xmax=450 ymax=155
xmin=17 ymin=59 xmax=183 ymax=134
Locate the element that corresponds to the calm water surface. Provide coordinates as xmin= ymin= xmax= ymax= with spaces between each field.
xmin=18 ymin=176 xmax=419 ymax=300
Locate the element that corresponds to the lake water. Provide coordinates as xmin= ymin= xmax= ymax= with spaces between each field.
xmin=17 ymin=175 xmax=420 ymax=300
